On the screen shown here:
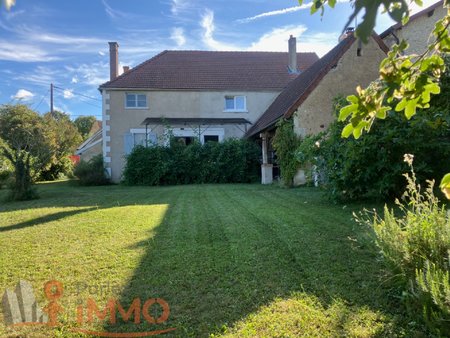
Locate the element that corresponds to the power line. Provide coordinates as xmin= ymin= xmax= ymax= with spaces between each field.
xmin=32 ymin=89 xmax=50 ymax=111
xmin=53 ymin=85 xmax=101 ymax=102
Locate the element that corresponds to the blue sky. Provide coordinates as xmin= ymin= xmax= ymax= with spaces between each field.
xmin=0 ymin=0 xmax=440 ymax=119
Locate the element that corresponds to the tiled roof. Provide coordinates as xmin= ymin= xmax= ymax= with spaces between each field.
xmin=99 ymin=51 xmax=319 ymax=91
xmin=380 ymin=0 xmax=444 ymax=38
xmin=245 ymin=34 xmax=389 ymax=137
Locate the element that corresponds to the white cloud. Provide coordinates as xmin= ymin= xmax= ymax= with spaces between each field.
xmin=66 ymin=62 xmax=109 ymax=87
xmin=239 ymin=0 xmax=351 ymax=23
xmin=171 ymin=0 xmax=188 ymax=15
xmin=63 ymin=89 xmax=74 ymax=99
xmin=101 ymin=0 xmax=138 ymax=20
xmin=248 ymin=25 xmax=308 ymax=51
xmin=98 ymin=51 xmax=106 ymax=56
xmin=238 ymin=3 xmax=313 ymax=23
xmin=71 ymin=76 xmax=78 ymax=84
xmin=201 ymin=9 xmax=239 ymax=50
xmin=171 ymin=27 xmax=186 ymax=47
xmin=246 ymin=25 xmax=337 ymax=57
xmin=0 ymin=39 xmax=59 ymax=62
xmin=11 ymin=89 xmax=34 ymax=101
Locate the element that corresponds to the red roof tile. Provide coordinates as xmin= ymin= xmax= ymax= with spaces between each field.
xmin=99 ymin=50 xmax=319 ymax=91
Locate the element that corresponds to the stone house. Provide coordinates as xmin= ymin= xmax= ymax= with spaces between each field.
xmin=380 ymin=0 xmax=446 ymax=55
xmin=99 ymin=38 xmax=319 ymax=182
xmin=246 ymin=33 xmax=389 ymax=184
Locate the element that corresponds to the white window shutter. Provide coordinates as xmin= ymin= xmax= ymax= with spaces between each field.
xmin=148 ymin=132 xmax=157 ymax=145
xmin=123 ymin=133 xmax=134 ymax=155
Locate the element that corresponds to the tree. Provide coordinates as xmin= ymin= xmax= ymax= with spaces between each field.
xmin=301 ymin=0 xmax=450 ymax=196
xmin=0 ymin=105 xmax=56 ymax=200
xmin=39 ymin=111 xmax=82 ymax=181
xmin=74 ymin=116 xmax=97 ymax=140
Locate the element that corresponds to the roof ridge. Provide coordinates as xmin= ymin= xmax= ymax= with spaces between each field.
xmin=245 ymin=35 xmax=357 ymax=137
xmin=99 ymin=50 xmax=169 ymax=89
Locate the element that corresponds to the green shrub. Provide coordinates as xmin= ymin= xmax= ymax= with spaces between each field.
xmin=38 ymin=156 xmax=74 ymax=181
xmin=272 ymin=119 xmax=302 ymax=187
xmin=297 ymin=98 xmax=450 ymax=201
xmin=123 ymin=138 xmax=260 ymax=186
xmin=73 ymin=155 xmax=110 ymax=186
xmin=359 ymin=157 xmax=450 ymax=335
xmin=0 ymin=159 xmax=12 ymax=190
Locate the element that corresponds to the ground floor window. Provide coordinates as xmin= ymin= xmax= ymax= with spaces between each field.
xmin=168 ymin=128 xmax=224 ymax=145
xmin=203 ymin=135 xmax=219 ymax=143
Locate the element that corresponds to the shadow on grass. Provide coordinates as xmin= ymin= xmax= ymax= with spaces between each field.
xmin=99 ymin=185 xmax=415 ymax=337
xmin=0 ymin=182 xmax=416 ymax=336
xmin=0 ymin=207 xmax=98 ymax=233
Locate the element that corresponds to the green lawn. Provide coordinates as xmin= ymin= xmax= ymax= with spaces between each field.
xmin=0 ymin=182 xmax=423 ymax=337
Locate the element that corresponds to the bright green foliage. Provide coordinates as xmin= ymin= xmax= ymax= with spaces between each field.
xmin=272 ymin=119 xmax=302 ymax=187
xmin=363 ymin=161 xmax=450 ymax=334
xmin=299 ymin=0 xmax=425 ymax=43
xmin=73 ymin=154 xmax=109 ymax=186
xmin=339 ymin=41 xmax=446 ymax=139
xmin=0 ymin=142 xmax=12 ymax=189
xmin=39 ymin=111 xmax=82 ymax=181
xmin=297 ymin=99 xmax=450 ymax=201
xmin=0 ymin=104 xmax=56 ymax=200
xmin=123 ymin=138 xmax=260 ymax=185
xmin=73 ymin=115 xmax=97 ymax=140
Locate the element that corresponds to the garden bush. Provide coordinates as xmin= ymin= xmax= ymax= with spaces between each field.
xmin=297 ymin=99 xmax=450 ymax=201
xmin=359 ymin=157 xmax=450 ymax=335
xmin=123 ymin=138 xmax=260 ymax=185
xmin=272 ymin=119 xmax=302 ymax=187
xmin=73 ymin=154 xmax=110 ymax=186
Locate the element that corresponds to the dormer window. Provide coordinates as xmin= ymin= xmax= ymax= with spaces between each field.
xmin=224 ymin=95 xmax=247 ymax=112
xmin=125 ymin=93 xmax=147 ymax=109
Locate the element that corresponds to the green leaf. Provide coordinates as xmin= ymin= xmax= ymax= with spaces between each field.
xmin=341 ymin=123 xmax=354 ymax=138
xmin=405 ymin=99 xmax=418 ymax=119
xmin=395 ymin=98 xmax=407 ymax=112
xmin=339 ymin=104 xmax=357 ymax=121
xmin=375 ymin=107 xmax=389 ymax=119
xmin=440 ymin=173 xmax=450 ymax=189
xmin=328 ymin=0 xmax=337 ymax=8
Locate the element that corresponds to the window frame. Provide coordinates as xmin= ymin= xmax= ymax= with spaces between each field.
xmin=164 ymin=127 xmax=224 ymax=146
xmin=125 ymin=93 xmax=148 ymax=109
xmin=223 ymin=95 xmax=247 ymax=113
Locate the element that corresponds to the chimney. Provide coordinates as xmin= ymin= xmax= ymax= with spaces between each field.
xmin=288 ymin=35 xmax=298 ymax=74
xmin=109 ymin=42 xmax=119 ymax=81
xmin=123 ymin=66 xmax=130 ymax=73
xmin=338 ymin=27 xmax=354 ymax=42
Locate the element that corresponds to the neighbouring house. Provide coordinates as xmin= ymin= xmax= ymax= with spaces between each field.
xmin=75 ymin=128 xmax=102 ymax=162
xmin=380 ymin=0 xmax=446 ymax=55
xmin=246 ymin=32 xmax=389 ymax=184
xmin=99 ymin=38 xmax=319 ymax=182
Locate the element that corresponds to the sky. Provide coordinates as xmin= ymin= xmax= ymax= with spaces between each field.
xmin=0 ymin=0 xmax=442 ymax=120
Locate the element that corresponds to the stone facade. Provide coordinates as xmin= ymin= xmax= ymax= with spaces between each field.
xmin=382 ymin=4 xmax=446 ymax=55
xmin=293 ymin=37 xmax=387 ymax=138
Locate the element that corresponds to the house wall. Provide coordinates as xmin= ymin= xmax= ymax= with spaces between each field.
xmin=383 ymin=5 xmax=446 ymax=54
xmin=104 ymin=90 xmax=279 ymax=182
xmin=79 ymin=141 xmax=102 ymax=162
xmin=293 ymin=37 xmax=387 ymax=137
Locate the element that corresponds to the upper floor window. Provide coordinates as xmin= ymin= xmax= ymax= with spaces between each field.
xmin=224 ymin=95 xmax=246 ymax=112
xmin=126 ymin=93 xmax=147 ymax=108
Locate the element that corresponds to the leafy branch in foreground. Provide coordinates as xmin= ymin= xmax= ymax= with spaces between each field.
xmin=299 ymin=0 xmax=427 ymax=43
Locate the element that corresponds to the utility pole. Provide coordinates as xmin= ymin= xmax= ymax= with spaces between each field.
xmin=50 ymin=83 xmax=54 ymax=117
